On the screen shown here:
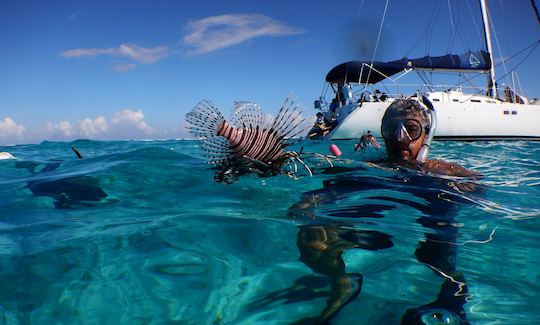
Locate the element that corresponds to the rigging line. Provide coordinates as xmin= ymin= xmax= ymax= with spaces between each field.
xmin=455 ymin=2 xmax=472 ymax=52
xmin=446 ymin=0 xmax=455 ymax=53
xmin=531 ymin=0 xmax=540 ymax=24
xmin=406 ymin=0 xmax=442 ymax=57
xmin=487 ymin=2 xmax=511 ymax=87
xmin=426 ymin=0 xmax=444 ymax=55
xmin=465 ymin=0 xmax=484 ymax=49
xmin=515 ymin=73 xmax=525 ymax=97
xmin=457 ymin=1 xmax=474 ymax=52
xmin=367 ymin=0 xmax=390 ymax=84
xmin=355 ymin=0 xmax=367 ymax=20
xmin=494 ymin=40 xmax=539 ymax=87
xmin=405 ymin=26 xmax=428 ymax=57
xmin=451 ymin=39 xmax=540 ymax=90
xmin=451 ymin=0 xmax=464 ymax=52
xmin=460 ymin=40 xmax=539 ymax=99
xmin=406 ymin=0 xmax=440 ymax=56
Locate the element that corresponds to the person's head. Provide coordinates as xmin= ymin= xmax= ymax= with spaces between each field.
xmin=316 ymin=112 xmax=323 ymax=118
xmin=356 ymin=132 xmax=380 ymax=150
xmin=381 ymin=98 xmax=431 ymax=161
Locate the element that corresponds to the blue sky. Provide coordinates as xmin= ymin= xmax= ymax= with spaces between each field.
xmin=1 ymin=0 xmax=538 ymax=144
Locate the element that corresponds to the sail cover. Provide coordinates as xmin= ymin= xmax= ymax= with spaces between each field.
xmin=325 ymin=51 xmax=491 ymax=84
xmin=325 ymin=60 xmax=406 ymax=84
xmin=407 ymin=51 xmax=491 ymax=72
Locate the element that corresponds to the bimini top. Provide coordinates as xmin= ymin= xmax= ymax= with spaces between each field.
xmin=325 ymin=50 xmax=491 ymax=84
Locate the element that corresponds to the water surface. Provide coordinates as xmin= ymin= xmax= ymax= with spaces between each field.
xmin=0 ymin=139 xmax=539 ymax=324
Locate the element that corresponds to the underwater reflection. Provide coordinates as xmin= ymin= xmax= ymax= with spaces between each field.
xmin=280 ymin=166 xmax=481 ymax=324
xmin=15 ymin=161 xmax=111 ymax=209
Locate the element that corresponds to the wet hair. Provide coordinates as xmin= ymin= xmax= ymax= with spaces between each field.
xmin=381 ymin=99 xmax=430 ymax=128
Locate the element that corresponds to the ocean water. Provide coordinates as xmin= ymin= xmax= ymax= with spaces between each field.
xmin=0 ymin=139 xmax=539 ymax=324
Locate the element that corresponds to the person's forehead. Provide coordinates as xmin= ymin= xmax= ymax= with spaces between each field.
xmin=386 ymin=111 xmax=423 ymax=119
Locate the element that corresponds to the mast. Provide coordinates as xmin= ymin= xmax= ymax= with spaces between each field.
xmin=479 ymin=0 xmax=497 ymax=98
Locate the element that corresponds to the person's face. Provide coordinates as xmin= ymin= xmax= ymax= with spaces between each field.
xmin=382 ymin=115 xmax=426 ymax=161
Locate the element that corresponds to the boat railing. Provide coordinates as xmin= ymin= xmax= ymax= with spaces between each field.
xmin=315 ymin=81 xmax=532 ymax=112
xmin=349 ymin=83 xmax=532 ymax=103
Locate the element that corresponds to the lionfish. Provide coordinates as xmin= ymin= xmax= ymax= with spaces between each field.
xmin=186 ymin=97 xmax=318 ymax=183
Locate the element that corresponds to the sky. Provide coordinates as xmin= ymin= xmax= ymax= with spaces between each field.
xmin=1 ymin=0 xmax=539 ymax=145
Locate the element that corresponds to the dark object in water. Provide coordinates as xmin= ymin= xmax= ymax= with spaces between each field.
xmin=186 ymin=98 xmax=313 ymax=183
xmin=16 ymin=161 xmax=110 ymax=209
xmin=285 ymin=167 xmax=477 ymax=324
xmin=27 ymin=175 xmax=108 ymax=209
xmin=71 ymin=146 xmax=83 ymax=159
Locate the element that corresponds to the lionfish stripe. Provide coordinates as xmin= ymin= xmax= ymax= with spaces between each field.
xmin=260 ymin=129 xmax=284 ymax=162
xmin=252 ymin=129 xmax=274 ymax=161
xmin=255 ymin=129 xmax=275 ymax=161
xmin=243 ymin=127 xmax=262 ymax=159
xmin=254 ymin=129 xmax=274 ymax=160
xmin=241 ymin=128 xmax=259 ymax=158
xmin=230 ymin=127 xmax=249 ymax=158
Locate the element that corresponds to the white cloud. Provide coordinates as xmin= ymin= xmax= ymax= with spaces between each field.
xmin=183 ymin=13 xmax=304 ymax=55
xmin=43 ymin=109 xmax=154 ymax=141
xmin=112 ymin=109 xmax=154 ymax=135
xmin=46 ymin=120 xmax=74 ymax=137
xmin=61 ymin=43 xmax=170 ymax=71
xmin=0 ymin=117 xmax=26 ymax=143
xmin=79 ymin=116 xmax=108 ymax=136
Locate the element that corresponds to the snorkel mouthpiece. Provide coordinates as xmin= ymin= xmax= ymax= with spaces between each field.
xmin=416 ymin=95 xmax=437 ymax=163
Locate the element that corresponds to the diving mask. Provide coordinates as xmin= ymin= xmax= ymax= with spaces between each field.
xmin=381 ymin=118 xmax=425 ymax=142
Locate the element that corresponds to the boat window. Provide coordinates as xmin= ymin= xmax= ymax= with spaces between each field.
xmin=452 ymin=99 xmax=459 ymax=102
xmin=504 ymin=110 xmax=510 ymax=115
xmin=470 ymin=99 xmax=481 ymax=103
xmin=512 ymin=111 xmax=517 ymax=115
xmin=432 ymin=98 xmax=440 ymax=102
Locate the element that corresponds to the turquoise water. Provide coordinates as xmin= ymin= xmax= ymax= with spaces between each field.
xmin=0 ymin=139 xmax=539 ymax=324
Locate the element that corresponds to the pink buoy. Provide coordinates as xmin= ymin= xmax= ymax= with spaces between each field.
xmin=330 ymin=144 xmax=342 ymax=157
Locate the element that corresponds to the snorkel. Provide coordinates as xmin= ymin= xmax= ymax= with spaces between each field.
xmin=415 ymin=95 xmax=437 ymax=163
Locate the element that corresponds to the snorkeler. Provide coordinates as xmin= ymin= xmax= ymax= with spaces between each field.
xmin=354 ymin=131 xmax=380 ymax=151
xmin=186 ymin=98 xmax=330 ymax=183
xmin=271 ymin=97 xmax=481 ymax=324
xmin=378 ymin=96 xmax=480 ymax=178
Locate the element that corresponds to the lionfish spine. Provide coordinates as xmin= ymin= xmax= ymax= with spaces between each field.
xmin=185 ymin=100 xmax=225 ymax=138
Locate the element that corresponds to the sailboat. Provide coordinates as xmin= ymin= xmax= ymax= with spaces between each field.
xmin=309 ymin=0 xmax=540 ymax=141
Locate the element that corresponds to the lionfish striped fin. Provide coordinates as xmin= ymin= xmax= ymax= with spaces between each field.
xmin=269 ymin=97 xmax=306 ymax=140
xmin=185 ymin=100 xmax=225 ymax=138
xmin=230 ymin=101 xmax=264 ymax=128
xmin=200 ymin=136 xmax=232 ymax=165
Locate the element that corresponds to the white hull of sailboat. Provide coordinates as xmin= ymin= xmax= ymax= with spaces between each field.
xmin=326 ymin=99 xmax=540 ymax=141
